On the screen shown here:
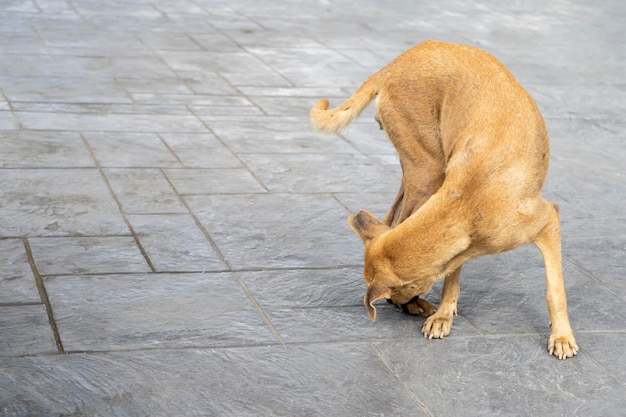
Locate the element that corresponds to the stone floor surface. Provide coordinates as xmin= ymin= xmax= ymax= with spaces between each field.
xmin=0 ymin=0 xmax=624 ymax=416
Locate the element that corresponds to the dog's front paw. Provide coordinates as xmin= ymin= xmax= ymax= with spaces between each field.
xmin=548 ymin=334 xmax=579 ymax=360
xmin=422 ymin=314 xmax=453 ymax=339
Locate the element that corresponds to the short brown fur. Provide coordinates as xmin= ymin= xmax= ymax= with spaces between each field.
xmin=311 ymin=40 xmax=578 ymax=359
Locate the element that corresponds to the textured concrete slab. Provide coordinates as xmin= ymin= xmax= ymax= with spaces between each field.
xmin=0 ymin=239 xmax=39 ymax=304
xmin=83 ymin=132 xmax=182 ymax=168
xmin=0 ymin=131 xmax=94 ymax=168
xmin=28 ymin=236 xmax=150 ymax=276
xmin=103 ymin=168 xmax=188 ymax=215
xmin=1 ymin=0 xmax=624 ymax=416
xmin=0 ymin=305 xmax=57 ymax=357
xmin=128 ymin=214 xmax=227 ymax=272
xmin=0 ymin=344 xmax=430 ymax=416
xmin=185 ymin=193 xmax=362 ymax=269
xmin=0 ymin=169 xmax=128 ymax=237
xmin=44 ymin=273 xmax=278 ymax=351
xmin=375 ymin=336 xmax=626 ymax=417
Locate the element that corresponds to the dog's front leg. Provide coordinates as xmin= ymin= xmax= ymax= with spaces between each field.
xmin=422 ymin=266 xmax=461 ymax=339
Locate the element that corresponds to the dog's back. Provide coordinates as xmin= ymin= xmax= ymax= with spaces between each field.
xmin=312 ymin=40 xmax=550 ymax=220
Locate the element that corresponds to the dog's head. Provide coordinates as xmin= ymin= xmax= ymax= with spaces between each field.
xmin=349 ymin=210 xmax=435 ymax=322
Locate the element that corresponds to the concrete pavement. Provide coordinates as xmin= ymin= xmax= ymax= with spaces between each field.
xmin=1 ymin=0 xmax=625 ymax=415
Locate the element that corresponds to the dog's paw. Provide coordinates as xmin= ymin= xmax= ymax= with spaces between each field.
xmin=402 ymin=298 xmax=437 ymax=317
xmin=548 ymin=334 xmax=579 ymax=360
xmin=422 ymin=314 xmax=453 ymax=339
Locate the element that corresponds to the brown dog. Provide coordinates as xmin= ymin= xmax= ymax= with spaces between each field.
xmin=310 ymin=40 xmax=578 ymax=359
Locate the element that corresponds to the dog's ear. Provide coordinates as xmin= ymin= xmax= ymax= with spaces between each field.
xmin=348 ymin=210 xmax=390 ymax=243
xmin=364 ymin=281 xmax=391 ymax=322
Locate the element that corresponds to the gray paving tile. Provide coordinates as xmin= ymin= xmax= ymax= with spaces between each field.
xmin=238 ymin=267 xmax=363 ymax=308
xmin=248 ymin=96 xmax=319 ymax=116
xmin=190 ymin=104 xmax=265 ymax=119
xmin=129 ymin=93 xmax=239 ymax=105
xmin=0 ymin=0 xmax=38 ymax=13
xmin=267 ymin=305 xmax=478 ymax=344
xmin=0 ymin=169 xmax=127 ymax=237
xmin=563 ymin=237 xmax=626 ymax=296
xmin=578 ymin=332 xmax=626 ymax=384
xmin=0 ymin=344 xmax=427 ymax=416
xmin=279 ymin=64 xmax=373 ymax=89
xmin=219 ymin=70 xmax=292 ymax=88
xmin=176 ymin=71 xmax=239 ymax=95
xmin=137 ymin=31 xmax=203 ymax=51
xmin=237 ymin=86 xmax=347 ymax=98
xmin=0 ymin=110 xmax=17 ymax=130
xmin=560 ymin=216 xmax=626 ymax=241
xmin=536 ymin=84 xmax=626 ymax=120
xmin=333 ymin=192 xmax=398 ymax=219
xmin=37 ymin=26 xmax=146 ymax=51
xmin=128 ymin=214 xmax=227 ymax=272
xmin=0 ymin=305 xmax=57 ymax=357
xmin=29 ymin=236 xmax=150 ymax=276
xmin=186 ymin=95 xmax=255 ymax=107
xmin=45 ymin=273 xmax=277 ymax=351
xmin=187 ymin=32 xmax=242 ymax=52
xmin=0 ymin=131 xmax=93 ymax=168
xmin=83 ymin=132 xmax=181 ymax=168
xmin=10 ymin=102 xmax=192 ymax=116
xmin=224 ymin=30 xmax=326 ymax=49
xmin=164 ymin=167 xmax=266 ymax=195
xmin=549 ymin=118 xmax=625 ymax=172
xmin=545 ymin=159 xmax=626 ymax=218
xmin=159 ymin=133 xmax=242 ymax=168
xmin=0 ymin=55 xmax=174 ymax=79
xmin=115 ymin=76 xmax=194 ymax=95
xmin=185 ymin=193 xmax=361 ymax=269
xmin=159 ymin=51 xmax=270 ymax=73
xmin=239 ymin=153 xmax=398 ymax=193
xmin=375 ymin=335 xmax=625 ymax=417
xmin=16 ymin=111 xmax=207 ymax=133
xmin=459 ymin=246 xmax=624 ymax=335
xmin=209 ymin=120 xmax=359 ymax=154
xmin=104 ymin=168 xmax=187 ymax=214
xmin=0 ymin=239 xmax=39 ymax=304
xmin=0 ymin=76 xmax=131 ymax=104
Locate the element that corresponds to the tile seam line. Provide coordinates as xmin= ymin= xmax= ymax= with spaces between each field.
xmin=31 ymin=264 xmax=364 ymax=278
xmin=370 ymin=343 xmax=435 ymax=417
xmin=22 ymin=237 xmax=65 ymax=354
xmin=563 ymin=255 xmax=624 ymax=299
xmin=161 ymin=170 xmax=285 ymax=345
xmin=217 ymin=26 xmax=295 ymax=89
xmin=233 ymin=270 xmax=287 ymax=345
xmin=156 ymin=133 xmax=185 ymax=167
xmin=10 ymin=329 xmax=624 ymax=358
xmin=79 ymin=133 xmax=156 ymax=272
xmin=184 ymin=106 xmax=271 ymax=192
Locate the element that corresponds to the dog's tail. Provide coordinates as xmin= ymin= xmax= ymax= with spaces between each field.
xmin=310 ymin=75 xmax=379 ymax=133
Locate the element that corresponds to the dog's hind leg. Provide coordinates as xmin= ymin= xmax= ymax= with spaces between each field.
xmin=421 ymin=266 xmax=461 ymax=339
xmin=533 ymin=201 xmax=578 ymax=359
xmin=383 ymin=182 xmax=405 ymax=227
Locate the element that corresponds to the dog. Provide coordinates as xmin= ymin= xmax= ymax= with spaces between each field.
xmin=310 ymin=40 xmax=578 ymax=359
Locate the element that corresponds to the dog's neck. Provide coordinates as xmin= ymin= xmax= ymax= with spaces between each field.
xmin=376 ymin=190 xmax=473 ymax=283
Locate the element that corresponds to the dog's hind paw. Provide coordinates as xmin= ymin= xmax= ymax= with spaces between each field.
xmin=402 ymin=297 xmax=437 ymax=317
xmin=548 ymin=334 xmax=579 ymax=360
